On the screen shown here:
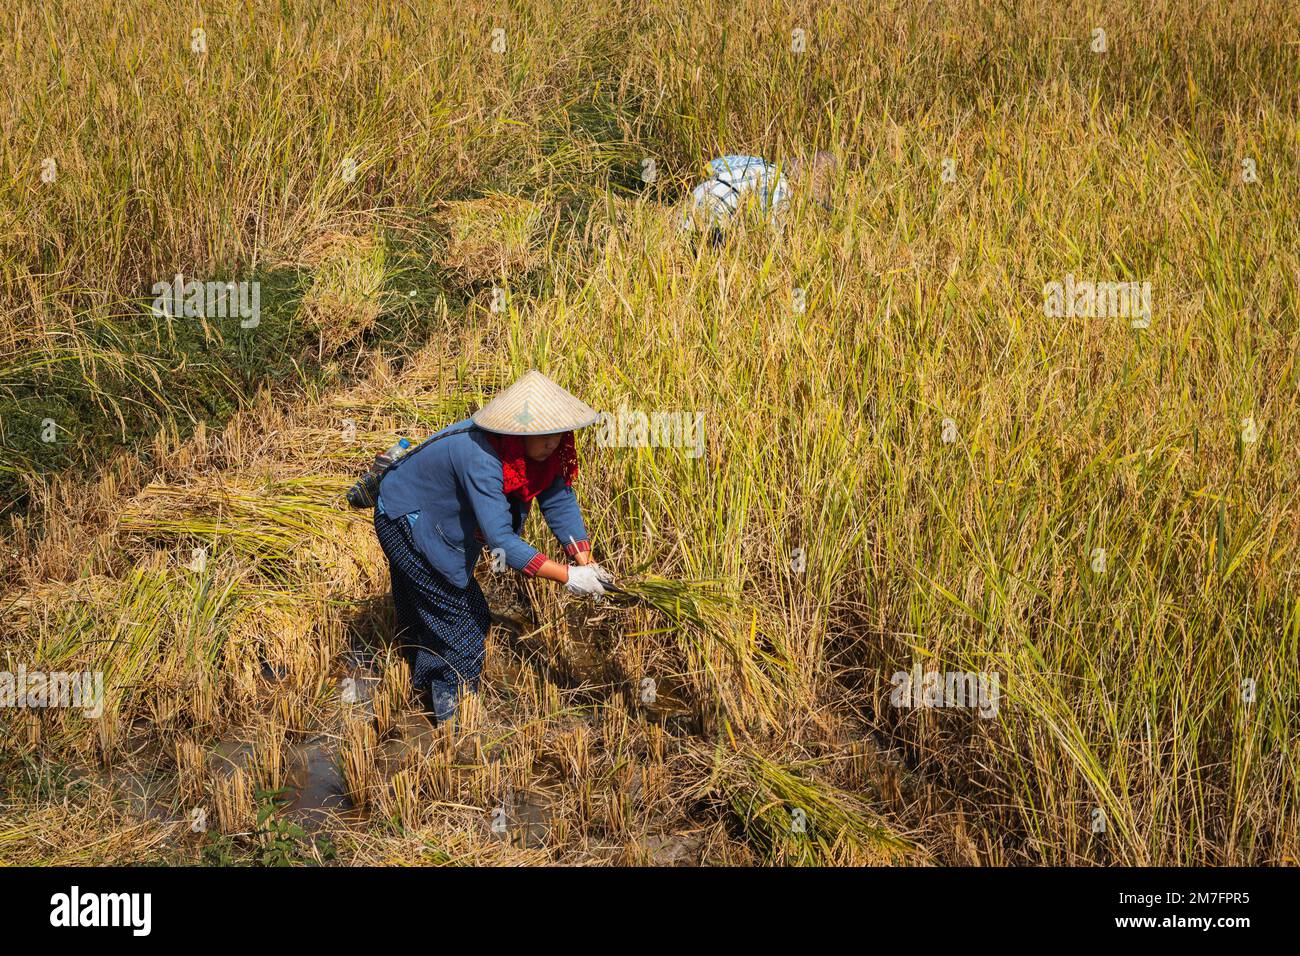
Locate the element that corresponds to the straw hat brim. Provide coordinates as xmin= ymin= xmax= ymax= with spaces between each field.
xmin=471 ymin=370 xmax=601 ymax=436
xmin=472 ymin=412 xmax=601 ymax=436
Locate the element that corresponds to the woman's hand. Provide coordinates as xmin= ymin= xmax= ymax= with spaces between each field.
xmin=565 ymin=563 xmax=614 ymax=597
xmin=532 ymin=555 xmax=613 ymax=596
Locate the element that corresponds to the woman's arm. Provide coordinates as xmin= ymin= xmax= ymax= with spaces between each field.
xmin=461 ymin=441 xmax=591 ymax=581
xmin=535 ymin=478 xmax=593 ymax=560
xmin=461 ymin=446 xmax=548 ymax=574
xmin=532 ymin=558 xmax=571 ymax=583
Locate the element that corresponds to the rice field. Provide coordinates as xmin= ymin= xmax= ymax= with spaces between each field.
xmin=1 ymin=0 xmax=1297 ymax=866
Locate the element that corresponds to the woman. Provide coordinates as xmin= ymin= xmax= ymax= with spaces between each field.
xmin=680 ymin=151 xmax=837 ymax=238
xmin=373 ymin=370 xmax=613 ymax=723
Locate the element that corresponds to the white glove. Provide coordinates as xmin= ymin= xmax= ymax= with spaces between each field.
xmin=565 ymin=563 xmax=614 ymax=598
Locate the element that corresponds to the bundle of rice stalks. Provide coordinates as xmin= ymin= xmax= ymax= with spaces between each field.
xmin=604 ymin=575 xmax=735 ymax=626
xmin=298 ymin=231 xmax=401 ymax=356
xmin=0 ymin=572 xmax=124 ymax=626
xmin=117 ymin=475 xmax=366 ymax=564
xmin=605 ymin=576 xmax=790 ymax=734
xmin=703 ymin=746 xmax=919 ymax=866
xmin=437 ymin=194 xmax=546 ymax=284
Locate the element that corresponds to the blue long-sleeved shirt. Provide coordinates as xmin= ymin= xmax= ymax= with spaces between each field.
xmin=376 ymin=419 xmax=591 ymax=587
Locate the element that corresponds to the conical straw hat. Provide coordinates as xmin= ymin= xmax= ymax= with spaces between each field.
xmin=472 ymin=370 xmax=600 ymax=435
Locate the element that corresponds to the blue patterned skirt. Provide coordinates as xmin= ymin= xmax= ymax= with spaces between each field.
xmin=373 ymin=507 xmax=491 ymax=722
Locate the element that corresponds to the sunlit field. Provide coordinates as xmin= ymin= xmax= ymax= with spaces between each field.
xmin=1 ymin=0 xmax=1297 ymax=866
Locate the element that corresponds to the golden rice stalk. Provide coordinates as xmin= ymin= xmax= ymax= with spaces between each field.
xmin=213 ymin=767 xmax=256 ymax=835
xmin=251 ymin=724 xmax=287 ymax=793
xmin=371 ymin=663 xmax=408 ymax=739
xmin=341 ymin=717 xmax=379 ymax=808
xmin=428 ymin=756 xmax=456 ymax=802
xmin=387 ymin=766 xmax=425 ymax=832
xmin=174 ymin=738 xmax=208 ymax=805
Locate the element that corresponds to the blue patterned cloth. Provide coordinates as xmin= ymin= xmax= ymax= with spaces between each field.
xmin=373 ymin=506 xmax=490 ymax=723
xmin=681 ymin=155 xmax=790 ymax=233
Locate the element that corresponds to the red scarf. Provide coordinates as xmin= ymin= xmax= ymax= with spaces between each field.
xmin=484 ymin=431 xmax=579 ymax=502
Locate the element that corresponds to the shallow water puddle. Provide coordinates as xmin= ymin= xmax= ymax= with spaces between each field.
xmin=210 ymin=735 xmax=357 ymax=829
xmin=210 ymin=739 xmax=256 ymax=777
xmin=644 ymin=830 xmax=705 ymax=866
xmin=378 ymin=711 xmax=445 ymax=772
xmin=492 ymin=788 xmax=554 ymax=849
xmin=283 ymin=736 xmax=356 ymax=827
xmin=563 ymin=638 xmax=611 ymax=684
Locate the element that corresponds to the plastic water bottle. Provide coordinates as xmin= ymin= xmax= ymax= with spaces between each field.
xmin=374 ymin=438 xmax=411 ymax=472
